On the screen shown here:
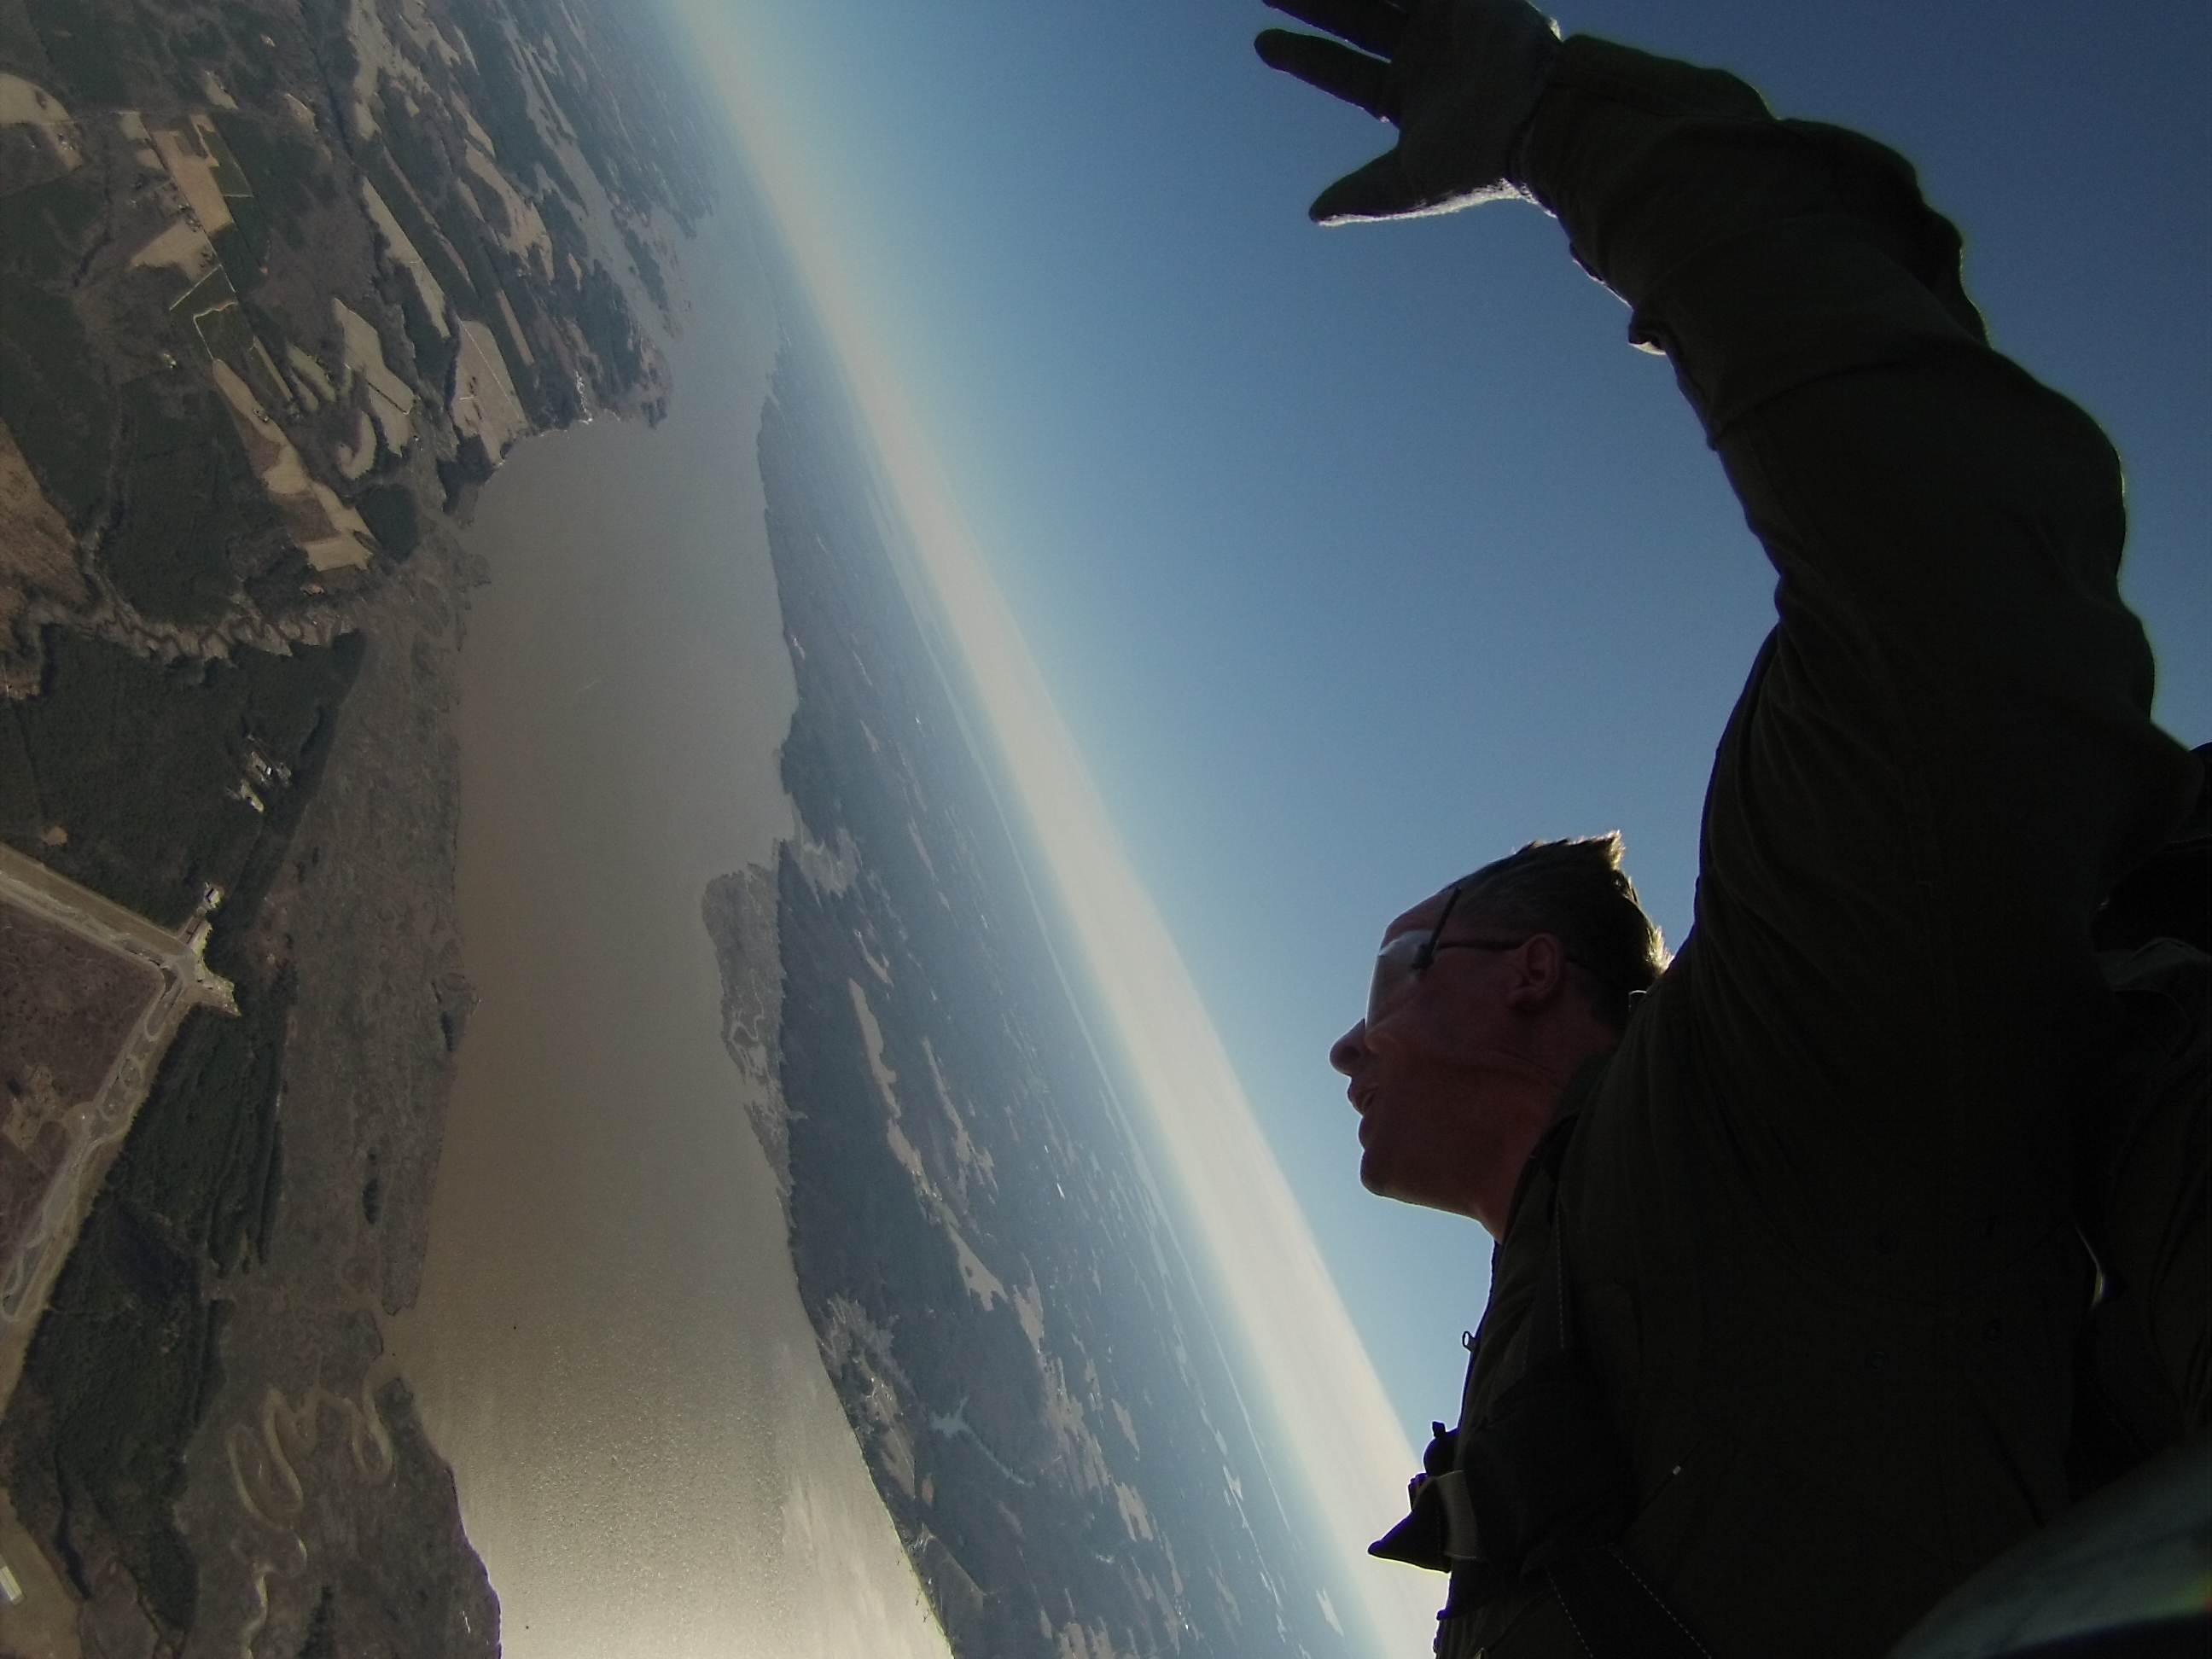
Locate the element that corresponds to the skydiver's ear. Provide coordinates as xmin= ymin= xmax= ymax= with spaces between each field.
xmin=1500 ymin=934 xmax=1570 ymax=1010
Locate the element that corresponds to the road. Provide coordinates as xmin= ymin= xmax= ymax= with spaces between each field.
xmin=0 ymin=841 xmax=236 ymax=1406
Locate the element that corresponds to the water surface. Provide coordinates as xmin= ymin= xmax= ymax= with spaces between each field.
xmin=385 ymin=212 xmax=952 ymax=1659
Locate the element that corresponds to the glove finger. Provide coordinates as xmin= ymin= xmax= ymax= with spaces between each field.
xmin=1261 ymin=0 xmax=1406 ymax=60
xmin=1310 ymin=149 xmax=1422 ymax=223
xmin=1254 ymin=29 xmax=1393 ymax=119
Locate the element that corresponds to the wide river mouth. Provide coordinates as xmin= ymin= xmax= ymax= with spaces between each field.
xmin=381 ymin=211 xmax=952 ymax=1658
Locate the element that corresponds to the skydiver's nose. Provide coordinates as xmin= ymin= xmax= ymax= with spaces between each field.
xmin=1330 ymin=1021 xmax=1368 ymax=1077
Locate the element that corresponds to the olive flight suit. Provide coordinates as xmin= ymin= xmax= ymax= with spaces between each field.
xmin=1422 ymin=38 xmax=2204 ymax=1659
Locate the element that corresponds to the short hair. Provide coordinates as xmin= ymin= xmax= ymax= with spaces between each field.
xmin=1454 ymin=833 xmax=1667 ymax=1032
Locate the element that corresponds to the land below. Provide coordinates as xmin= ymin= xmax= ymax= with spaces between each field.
xmin=0 ymin=0 xmax=719 ymax=1646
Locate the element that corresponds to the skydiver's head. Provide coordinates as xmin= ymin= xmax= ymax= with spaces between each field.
xmin=1329 ymin=835 xmax=1664 ymax=1235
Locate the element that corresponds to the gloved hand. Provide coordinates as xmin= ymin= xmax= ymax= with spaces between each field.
xmin=1254 ymin=0 xmax=1563 ymax=224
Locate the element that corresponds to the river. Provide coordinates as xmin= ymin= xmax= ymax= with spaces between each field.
xmin=381 ymin=209 xmax=952 ymax=1658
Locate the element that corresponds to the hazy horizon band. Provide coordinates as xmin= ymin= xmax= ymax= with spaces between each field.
xmin=672 ymin=5 xmax=1440 ymax=1650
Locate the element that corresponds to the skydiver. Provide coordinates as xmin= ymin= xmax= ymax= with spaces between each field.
xmin=1256 ymin=2 xmax=2210 ymax=1653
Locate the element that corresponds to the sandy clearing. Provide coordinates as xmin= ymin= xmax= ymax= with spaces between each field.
xmin=130 ymin=218 xmax=220 ymax=285
xmin=0 ymin=73 xmax=67 ymax=127
xmin=285 ymin=341 xmax=336 ymax=406
xmin=116 ymin=108 xmax=161 ymax=170
xmin=335 ymin=407 xmax=377 ymax=480
xmin=463 ymin=143 xmax=550 ymax=268
xmin=152 ymin=124 xmax=234 ymax=234
xmin=332 ymin=299 xmax=417 ymax=451
xmin=212 ymin=358 xmax=306 ymax=487
xmin=360 ymin=180 xmax=450 ymax=338
xmin=300 ymin=484 xmax=377 ymax=571
xmin=0 ymin=73 xmax=81 ymax=175
xmin=345 ymin=0 xmax=417 ymax=141
xmin=210 ymin=362 xmax=375 ymax=570
xmin=448 ymin=320 xmax=527 ymax=457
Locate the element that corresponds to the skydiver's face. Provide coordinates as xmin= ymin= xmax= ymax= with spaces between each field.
xmin=1328 ymin=887 xmax=1534 ymax=1221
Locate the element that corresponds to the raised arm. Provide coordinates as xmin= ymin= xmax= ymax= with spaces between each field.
xmin=1260 ymin=4 xmax=2199 ymax=1265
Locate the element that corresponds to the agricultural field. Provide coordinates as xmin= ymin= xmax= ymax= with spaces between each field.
xmin=0 ymin=0 xmax=719 ymax=1642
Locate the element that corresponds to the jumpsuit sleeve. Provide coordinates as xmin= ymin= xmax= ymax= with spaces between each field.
xmin=1516 ymin=38 xmax=2201 ymax=1274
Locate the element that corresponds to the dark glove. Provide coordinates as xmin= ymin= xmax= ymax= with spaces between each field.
xmin=1254 ymin=0 xmax=1563 ymax=223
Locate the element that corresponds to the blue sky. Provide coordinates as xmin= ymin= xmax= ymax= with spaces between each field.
xmin=707 ymin=0 xmax=2211 ymax=1455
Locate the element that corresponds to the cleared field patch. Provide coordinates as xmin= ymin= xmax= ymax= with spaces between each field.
xmin=149 ymin=124 xmax=233 ymax=236
xmin=0 ymin=902 xmax=160 ymax=1250
xmin=0 ymin=416 xmax=84 ymax=690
